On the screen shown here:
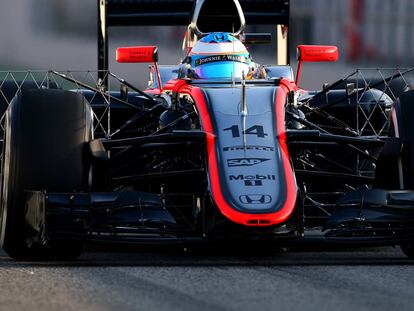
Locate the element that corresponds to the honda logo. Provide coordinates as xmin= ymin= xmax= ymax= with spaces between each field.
xmin=239 ymin=194 xmax=272 ymax=204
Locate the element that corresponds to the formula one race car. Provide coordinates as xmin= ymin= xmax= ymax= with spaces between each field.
xmin=2 ymin=0 xmax=414 ymax=260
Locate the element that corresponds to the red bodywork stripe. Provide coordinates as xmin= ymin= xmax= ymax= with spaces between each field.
xmin=165 ymin=80 xmax=297 ymax=226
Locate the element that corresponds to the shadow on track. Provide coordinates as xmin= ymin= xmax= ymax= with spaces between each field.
xmin=0 ymin=244 xmax=413 ymax=267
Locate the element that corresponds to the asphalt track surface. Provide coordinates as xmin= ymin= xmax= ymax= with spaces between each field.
xmin=0 ymin=245 xmax=413 ymax=311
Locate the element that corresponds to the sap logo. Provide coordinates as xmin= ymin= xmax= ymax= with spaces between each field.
xmin=223 ymin=145 xmax=274 ymax=152
xmin=229 ymin=174 xmax=276 ymax=186
xmin=227 ymin=158 xmax=270 ymax=167
xmin=239 ymin=194 xmax=272 ymax=204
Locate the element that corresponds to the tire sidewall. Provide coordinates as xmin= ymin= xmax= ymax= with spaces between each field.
xmin=0 ymin=89 xmax=92 ymax=259
xmin=0 ymin=97 xmax=24 ymax=252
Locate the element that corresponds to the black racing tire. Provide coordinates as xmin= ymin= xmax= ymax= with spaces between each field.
xmin=375 ymin=90 xmax=414 ymax=189
xmin=387 ymin=91 xmax=414 ymax=189
xmin=333 ymin=78 xmax=409 ymax=101
xmin=0 ymin=89 xmax=92 ymax=260
xmin=392 ymin=90 xmax=414 ymax=188
xmin=0 ymin=81 xmax=58 ymax=154
xmin=376 ymin=91 xmax=414 ymax=256
xmin=0 ymin=81 xmax=57 ymax=115
xmin=400 ymin=243 xmax=414 ymax=258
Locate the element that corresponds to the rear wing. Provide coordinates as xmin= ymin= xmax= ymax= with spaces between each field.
xmin=98 ymin=0 xmax=290 ymax=84
xmin=105 ymin=0 xmax=289 ymax=26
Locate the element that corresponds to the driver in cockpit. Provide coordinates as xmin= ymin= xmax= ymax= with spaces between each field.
xmin=179 ymin=32 xmax=267 ymax=80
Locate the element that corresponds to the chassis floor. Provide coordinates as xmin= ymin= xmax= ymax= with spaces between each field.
xmin=0 ymin=245 xmax=412 ymax=311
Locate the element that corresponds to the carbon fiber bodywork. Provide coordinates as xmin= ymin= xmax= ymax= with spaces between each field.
xmin=200 ymin=86 xmax=291 ymax=214
xmin=4 ymin=0 xmax=414 ymax=260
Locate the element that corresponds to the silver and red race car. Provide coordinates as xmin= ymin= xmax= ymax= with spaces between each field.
xmin=1 ymin=0 xmax=414 ymax=260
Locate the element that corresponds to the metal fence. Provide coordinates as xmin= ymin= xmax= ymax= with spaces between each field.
xmin=0 ymin=71 xmax=131 ymax=139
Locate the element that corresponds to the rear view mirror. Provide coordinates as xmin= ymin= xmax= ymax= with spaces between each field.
xmin=116 ymin=46 xmax=162 ymax=92
xmin=116 ymin=46 xmax=159 ymax=63
xmin=297 ymin=45 xmax=339 ymax=62
xmin=296 ymin=45 xmax=339 ymax=86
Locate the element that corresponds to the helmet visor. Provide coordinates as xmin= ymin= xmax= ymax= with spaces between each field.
xmin=191 ymin=53 xmax=251 ymax=79
xmin=194 ymin=62 xmax=250 ymax=79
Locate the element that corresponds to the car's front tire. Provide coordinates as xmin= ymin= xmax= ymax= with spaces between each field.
xmin=0 ymin=89 xmax=92 ymax=260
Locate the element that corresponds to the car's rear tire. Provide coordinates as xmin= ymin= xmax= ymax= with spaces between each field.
xmin=333 ymin=78 xmax=409 ymax=101
xmin=0 ymin=89 xmax=92 ymax=260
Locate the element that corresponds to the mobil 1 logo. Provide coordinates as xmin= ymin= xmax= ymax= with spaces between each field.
xmin=229 ymin=174 xmax=276 ymax=187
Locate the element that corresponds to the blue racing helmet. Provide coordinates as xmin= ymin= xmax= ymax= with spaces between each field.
xmin=188 ymin=32 xmax=251 ymax=79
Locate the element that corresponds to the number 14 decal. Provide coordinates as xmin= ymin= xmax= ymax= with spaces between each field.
xmin=224 ymin=125 xmax=268 ymax=138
